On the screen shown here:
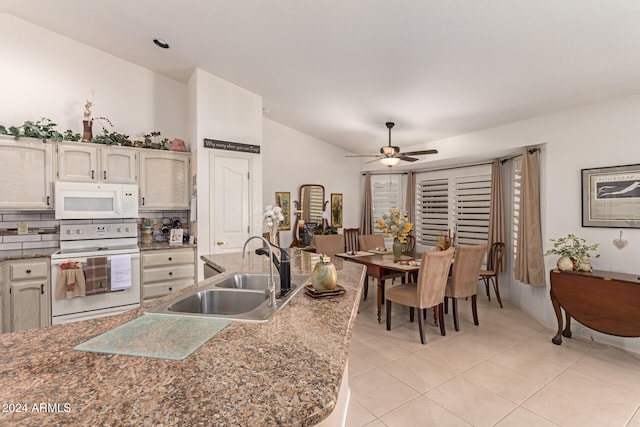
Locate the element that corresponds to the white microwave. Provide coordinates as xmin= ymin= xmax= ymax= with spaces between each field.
xmin=54 ymin=182 xmax=139 ymax=219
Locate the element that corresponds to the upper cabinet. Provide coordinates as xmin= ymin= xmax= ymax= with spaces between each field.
xmin=139 ymin=151 xmax=190 ymax=210
xmin=57 ymin=142 xmax=137 ymax=184
xmin=0 ymin=137 xmax=54 ymax=210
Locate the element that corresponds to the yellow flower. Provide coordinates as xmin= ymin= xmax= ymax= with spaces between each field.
xmin=375 ymin=209 xmax=413 ymax=243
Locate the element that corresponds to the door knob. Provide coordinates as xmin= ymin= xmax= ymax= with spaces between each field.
xmin=216 ymin=240 xmax=228 ymax=246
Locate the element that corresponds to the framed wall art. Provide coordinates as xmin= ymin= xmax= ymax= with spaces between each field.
xmin=331 ymin=193 xmax=343 ymax=228
xmin=275 ymin=191 xmax=291 ymax=230
xmin=582 ymin=163 xmax=640 ymax=228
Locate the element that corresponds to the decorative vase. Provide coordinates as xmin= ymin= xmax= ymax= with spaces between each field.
xmin=81 ymin=120 xmax=93 ymax=142
xmin=577 ymin=256 xmax=592 ymax=272
xmin=311 ymin=257 xmax=337 ymax=291
xmin=393 ymin=238 xmax=402 ymax=261
xmin=556 ymin=256 xmax=574 ymax=271
xmin=268 ymin=226 xmax=278 ymax=246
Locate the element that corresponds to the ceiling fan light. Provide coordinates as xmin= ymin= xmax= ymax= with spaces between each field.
xmin=380 ymin=157 xmax=400 ymax=167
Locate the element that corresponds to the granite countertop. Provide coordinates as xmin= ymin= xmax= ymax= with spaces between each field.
xmin=0 ymin=248 xmax=59 ymax=262
xmin=0 ymin=250 xmax=365 ymax=426
xmin=139 ymin=242 xmax=198 ymax=251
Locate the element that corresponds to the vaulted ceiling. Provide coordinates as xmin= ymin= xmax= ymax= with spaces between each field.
xmin=3 ymin=1 xmax=640 ymax=156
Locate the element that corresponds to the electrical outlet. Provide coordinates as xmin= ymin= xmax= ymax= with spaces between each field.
xmin=17 ymin=222 xmax=28 ymax=235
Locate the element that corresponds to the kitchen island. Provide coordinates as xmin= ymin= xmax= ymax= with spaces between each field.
xmin=0 ymin=249 xmax=365 ymax=426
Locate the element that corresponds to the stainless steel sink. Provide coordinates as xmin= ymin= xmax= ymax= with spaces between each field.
xmin=148 ymin=273 xmax=309 ymax=322
xmin=167 ymin=289 xmax=267 ymax=315
xmin=216 ymin=273 xmax=281 ymax=290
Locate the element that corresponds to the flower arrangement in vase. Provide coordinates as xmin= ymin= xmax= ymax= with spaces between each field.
xmin=543 ymin=233 xmax=600 ymax=272
xmin=375 ymin=208 xmax=413 ymax=260
xmin=263 ymin=205 xmax=284 ymax=245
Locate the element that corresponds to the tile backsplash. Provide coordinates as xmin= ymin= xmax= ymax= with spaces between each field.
xmin=0 ymin=210 xmax=190 ymax=258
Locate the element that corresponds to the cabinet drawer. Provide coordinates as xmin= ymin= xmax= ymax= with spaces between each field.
xmin=142 ymin=265 xmax=194 ymax=284
xmin=142 ymin=250 xmax=194 ymax=268
xmin=10 ymin=262 xmax=49 ymax=280
xmin=142 ymin=280 xmax=193 ymax=300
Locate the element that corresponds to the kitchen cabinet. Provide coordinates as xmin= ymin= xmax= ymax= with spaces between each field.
xmin=139 ymin=151 xmax=190 ymax=210
xmin=3 ymin=258 xmax=50 ymax=332
xmin=0 ymin=137 xmax=54 ymax=210
xmin=57 ymin=142 xmax=137 ymax=184
xmin=141 ymin=247 xmax=195 ymax=300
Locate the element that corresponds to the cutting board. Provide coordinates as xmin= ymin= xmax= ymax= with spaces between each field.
xmin=74 ymin=313 xmax=231 ymax=360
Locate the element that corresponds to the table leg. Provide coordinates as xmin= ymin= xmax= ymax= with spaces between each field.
xmin=563 ymin=310 xmax=572 ymax=338
xmin=377 ymin=275 xmax=383 ymax=323
xmin=550 ymin=288 xmax=563 ymax=345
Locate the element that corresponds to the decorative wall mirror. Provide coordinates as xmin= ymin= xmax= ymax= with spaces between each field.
xmin=291 ymin=184 xmax=327 ymax=247
xmin=300 ymin=184 xmax=325 ymax=224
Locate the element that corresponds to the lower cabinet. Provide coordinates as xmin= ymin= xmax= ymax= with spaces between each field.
xmin=141 ymin=248 xmax=195 ymax=300
xmin=2 ymin=258 xmax=51 ymax=333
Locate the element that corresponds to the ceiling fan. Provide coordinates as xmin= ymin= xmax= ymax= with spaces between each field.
xmin=346 ymin=122 xmax=438 ymax=167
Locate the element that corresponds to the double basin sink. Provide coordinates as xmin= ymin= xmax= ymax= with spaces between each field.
xmin=148 ymin=273 xmax=310 ymax=322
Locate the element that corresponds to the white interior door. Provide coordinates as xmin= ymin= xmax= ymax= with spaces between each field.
xmin=210 ymin=154 xmax=251 ymax=253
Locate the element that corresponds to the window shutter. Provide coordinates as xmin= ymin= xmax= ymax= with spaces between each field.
xmin=454 ymin=174 xmax=491 ymax=245
xmin=371 ymin=175 xmax=402 ymax=233
xmin=416 ymin=178 xmax=449 ymax=246
xmin=512 ymin=158 xmax=522 ymax=261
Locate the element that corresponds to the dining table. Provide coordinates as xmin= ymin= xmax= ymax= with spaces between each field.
xmin=335 ymin=250 xmax=420 ymax=322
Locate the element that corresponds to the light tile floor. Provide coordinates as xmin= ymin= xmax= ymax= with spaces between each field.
xmin=346 ymin=291 xmax=640 ymax=427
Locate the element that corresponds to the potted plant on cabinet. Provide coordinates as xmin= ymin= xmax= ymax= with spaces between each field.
xmin=543 ymin=233 xmax=600 ymax=272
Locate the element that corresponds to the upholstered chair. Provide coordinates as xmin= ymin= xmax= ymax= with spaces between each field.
xmin=343 ymin=228 xmax=360 ymax=252
xmin=385 ymin=248 xmax=455 ymax=344
xmin=313 ymin=234 xmax=345 ymax=257
xmin=444 ymin=244 xmax=487 ymax=331
xmin=479 ymin=242 xmax=505 ymax=308
xmin=357 ymin=234 xmax=404 ymax=300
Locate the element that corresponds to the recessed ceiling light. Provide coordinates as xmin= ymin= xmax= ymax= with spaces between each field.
xmin=153 ymin=38 xmax=170 ymax=49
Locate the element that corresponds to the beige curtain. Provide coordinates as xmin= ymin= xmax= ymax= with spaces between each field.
xmin=405 ymin=171 xmax=416 ymax=229
xmin=488 ymin=160 xmax=506 ymax=272
xmin=515 ymin=148 xmax=546 ymax=286
xmin=361 ymin=173 xmax=373 ymax=234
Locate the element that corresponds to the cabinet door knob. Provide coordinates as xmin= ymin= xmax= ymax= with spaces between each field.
xmin=91 ymin=170 xmax=95 ymax=179
xmin=26 ymin=269 xmax=31 ymax=274
xmin=40 ymin=284 xmax=44 ymax=294
xmin=168 ymin=272 xmax=173 ymax=276
xmin=142 ymin=197 xmax=145 ymax=205
xmin=168 ymin=287 xmax=173 ymax=291
xmin=168 ymin=257 xmax=172 ymax=261
xmin=46 ymin=196 xmax=50 ymax=206
xmin=103 ymin=170 xmax=107 ymax=180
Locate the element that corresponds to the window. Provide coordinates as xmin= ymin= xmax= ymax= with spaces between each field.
xmin=415 ymin=178 xmax=449 ymax=245
xmin=512 ymin=157 xmax=522 ymax=261
xmin=454 ymin=174 xmax=491 ymax=245
xmin=415 ymin=165 xmax=491 ymax=247
xmin=371 ymin=174 xmax=404 ymax=233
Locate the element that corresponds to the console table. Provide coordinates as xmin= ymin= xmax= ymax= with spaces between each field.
xmin=549 ymin=269 xmax=640 ymax=345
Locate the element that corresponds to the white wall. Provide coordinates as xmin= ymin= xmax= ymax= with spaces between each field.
xmin=370 ymin=93 xmax=640 ymax=352
xmin=262 ymin=118 xmax=362 ymax=247
xmin=0 ymin=14 xmax=187 ymax=145
xmin=190 ymin=69 xmax=263 ymax=279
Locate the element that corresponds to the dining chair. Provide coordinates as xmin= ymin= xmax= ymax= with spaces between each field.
xmin=402 ymin=234 xmax=416 ymax=254
xmin=385 ymin=248 xmax=455 ymax=344
xmin=479 ymin=242 xmax=505 ymax=308
xmin=313 ymin=234 xmax=345 ymax=257
xmin=344 ymin=228 xmax=360 ymax=252
xmin=444 ymin=244 xmax=487 ymax=331
xmin=357 ymin=234 xmax=405 ymax=300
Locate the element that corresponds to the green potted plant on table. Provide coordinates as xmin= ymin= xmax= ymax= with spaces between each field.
xmin=543 ymin=233 xmax=600 ymax=272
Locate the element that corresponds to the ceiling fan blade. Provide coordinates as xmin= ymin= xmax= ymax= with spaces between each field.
xmin=396 ymin=156 xmax=419 ymax=162
xmin=401 ymin=149 xmax=438 ymax=156
xmin=344 ymin=154 xmax=382 ymax=158
xmin=364 ymin=157 xmax=384 ymax=164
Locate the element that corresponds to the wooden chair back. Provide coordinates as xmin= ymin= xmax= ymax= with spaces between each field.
xmin=344 ymin=228 xmax=360 ymax=252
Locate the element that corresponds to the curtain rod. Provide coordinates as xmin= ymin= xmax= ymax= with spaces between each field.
xmin=362 ymin=147 xmax=541 ymax=175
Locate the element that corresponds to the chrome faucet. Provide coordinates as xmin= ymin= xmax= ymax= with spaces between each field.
xmin=242 ymin=236 xmax=277 ymax=308
xmin=255 ymin=243 xmax=291 ymax=297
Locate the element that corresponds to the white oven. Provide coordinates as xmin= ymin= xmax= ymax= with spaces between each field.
xmin=54 ymin=182 xmax=138 ymax=220
xmin=50 ymin=223 xmax=140 ymax=325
